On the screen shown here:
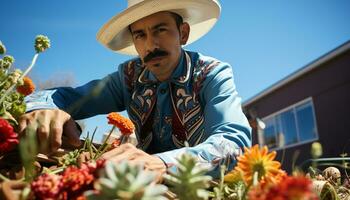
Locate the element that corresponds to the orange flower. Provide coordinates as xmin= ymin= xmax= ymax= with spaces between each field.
xmin=16 ymin=76 xmax=35 ymax=96
xmin=235 ymin=144 xmax=285 ymax=186
xmin=107 ymin=112 xmax=135 ymax=135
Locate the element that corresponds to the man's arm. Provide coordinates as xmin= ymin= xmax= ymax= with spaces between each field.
xmin=155 ymin=62 xmax=251 ymax=178
xmin=19 ymin=65 xmax=127 ymax=152
xmin=24 ymin=70 xmax=126 ymax=118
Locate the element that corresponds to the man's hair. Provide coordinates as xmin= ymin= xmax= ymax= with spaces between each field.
xmin=171 ymin=12 xmax=184 ymax=30
xmin=128 ymin=12 xmax=184 ymax=33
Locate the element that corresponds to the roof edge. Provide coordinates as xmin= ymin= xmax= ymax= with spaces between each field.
xmin=243 ymin=40 xmax=350 ymax=107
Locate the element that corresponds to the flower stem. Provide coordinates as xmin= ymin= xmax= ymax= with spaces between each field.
xmin=94 ymin=126 xmax=116 ymax=159
xmin=21 ymin=53 xmax=39 ymax=79
xmin=49 ymin=166 xmax=65 ymax=174
xmin=0 ymin=53 xmax=39 ymax=104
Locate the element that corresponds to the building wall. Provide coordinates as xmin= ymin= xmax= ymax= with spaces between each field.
xmin=244 ymin=50 xmax=350 ymax=172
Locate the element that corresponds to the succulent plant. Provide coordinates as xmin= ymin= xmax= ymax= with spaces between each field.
xmin=164 ymin=153 xmax=212 ymax=200
xmin=85 ymin=160 xmax=167 ymax=200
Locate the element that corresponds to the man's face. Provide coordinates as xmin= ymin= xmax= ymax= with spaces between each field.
xmin=130 ymin=11 xmax=189 ymax=81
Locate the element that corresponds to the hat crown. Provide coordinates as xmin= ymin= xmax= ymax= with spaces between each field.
xmin=98 ymin=0 xmax=221 ymax=55
xmin=128 ymin=0 xmax=144 ymax=7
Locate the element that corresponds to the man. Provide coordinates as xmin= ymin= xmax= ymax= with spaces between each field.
xmin=20 ymin=0 xmax=251 ymax=178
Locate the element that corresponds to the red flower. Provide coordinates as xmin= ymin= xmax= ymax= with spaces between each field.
xmin=264 ymin=176 xmax=319 ymax=200
xmin=31 ymin=173 xmax=63 ymax=200
xmin=80 ymin=159 xmax=106 ymax=177
xmin=61 ymin=166 xmax=94 ymax=193
xmin=16 ymin=76 xmax=36 ymax=96
xmin=0 ymin=117 xmax=19 ymax=153
xmin=107 ymin=112 xmax=135 ymax=135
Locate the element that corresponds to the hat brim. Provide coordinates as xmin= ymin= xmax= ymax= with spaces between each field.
xmin=97 ymin=0 xmax=221 ymax=55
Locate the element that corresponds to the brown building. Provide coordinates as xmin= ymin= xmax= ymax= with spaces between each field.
xmin=243 ymin=41 xmax=350 ymax=172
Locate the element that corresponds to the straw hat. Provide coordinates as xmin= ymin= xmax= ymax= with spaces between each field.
xmin=97 ymin=0 xmax=221 ymax=55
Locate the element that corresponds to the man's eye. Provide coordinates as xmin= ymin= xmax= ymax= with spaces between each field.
xmin=157 ymin=28 xmax=167 ymax=33
xmin=134 ymin=33 xmax=145 ymax=40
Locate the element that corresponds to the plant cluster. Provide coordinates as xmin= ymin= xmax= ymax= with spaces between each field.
xmin=0 ymin=36 xmax=49 ymax=156
xmin=1 ymin=37 xmax=349 ymax=200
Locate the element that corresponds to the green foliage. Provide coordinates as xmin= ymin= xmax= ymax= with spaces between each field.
xmin=164 ymin=153 xmax=212 ymax=200
xmin=85 ymin=161 xmax=168 ymax=200
xmin=210 ymin=166 xmax=247 ymax=200
xmin=19 ymin=126 xmax=38 ymax=181
xmin=0 ymin=35 xmax=50 ymax=125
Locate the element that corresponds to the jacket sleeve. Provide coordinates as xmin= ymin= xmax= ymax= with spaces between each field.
xmin=25 ymin=64 xmax=127 ymax=119
xmin=155 ymin=62 xmax=251 ymax=178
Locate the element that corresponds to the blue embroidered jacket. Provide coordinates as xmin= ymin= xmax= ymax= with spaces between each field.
xmin=25 ymin=50 xmax=251 ymax=177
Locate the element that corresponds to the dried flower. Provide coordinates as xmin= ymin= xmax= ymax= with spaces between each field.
xmin=34 ymin=35 xmax=51 ymax=53
xmin=16 ymin=76 xmax=35 ymax=96
xmin=0 ymin=41 xmax=5 ymax=54
xmin=31 ymin=173 xmax=63 ymax=200
xmin=235 ymin=145 xmax=285 ymax=186
xmin=0 ymin=117 xmax=19 ymax=153
xmin=107 ymin=112 xmax=135 ymax=135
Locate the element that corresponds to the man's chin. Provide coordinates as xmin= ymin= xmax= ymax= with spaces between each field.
xmin=146 ymin=63 xmax=162 ymax=69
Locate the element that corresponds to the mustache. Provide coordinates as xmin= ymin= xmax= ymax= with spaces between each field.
xmin=143 ymin=49 xmax=169 ymax=63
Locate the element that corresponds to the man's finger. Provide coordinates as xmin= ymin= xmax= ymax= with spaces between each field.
xmin=50 ymin=121 xmax=63 ymax=152
xmin=100 ymin=143 xmax=134 ymax=160
xmin=62 ymin=118 xmax=81 ymax=147
xmin=18 ymin=117 xmax=28 ymax=135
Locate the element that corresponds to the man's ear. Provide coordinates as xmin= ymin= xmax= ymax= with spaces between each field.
xmin=180 ymin=22 xmax=190 ymax=45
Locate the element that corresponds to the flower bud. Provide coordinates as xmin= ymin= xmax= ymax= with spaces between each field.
xmin=34 ymin=35 xmax=51 ymax=53
xmin=7 ymin=69 xmax=23 ymax=85
xmin=311 ymin=142 xmax=323 ymax=159
xmin=3 ymin=55 xmax=15 ymax=64
xmin=0 ymin=59 xmax=11 ymax=70
xmin=0 ymin=41 xmax=6 ymax=54
xmin=11 ymin=92 xmax=21 ymax=101
xmin=0 ymin=59 xmax=4 ymax=68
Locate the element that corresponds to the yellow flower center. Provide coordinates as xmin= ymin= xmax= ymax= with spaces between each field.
xmin=252 ymin=162 xmax=266 ymax=181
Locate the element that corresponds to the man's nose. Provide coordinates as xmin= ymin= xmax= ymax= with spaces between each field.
xmin=145 ymin=34 xmax=159 ymax=53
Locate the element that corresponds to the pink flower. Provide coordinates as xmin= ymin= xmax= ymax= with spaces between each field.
xmin=31 ymin=173 xmax=63 ymax=200
xmin=0 ymin=117 xmax=19 ymax=153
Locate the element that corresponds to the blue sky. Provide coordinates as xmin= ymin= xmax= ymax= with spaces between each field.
xmin=1 ymin=0 xmax=350 ymax=141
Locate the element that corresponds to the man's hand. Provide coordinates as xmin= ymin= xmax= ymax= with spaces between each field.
xmin=100 ymin=143 xmax=167 ymax=182
xmin=18 ymin=109 xmax=81 ymax=153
